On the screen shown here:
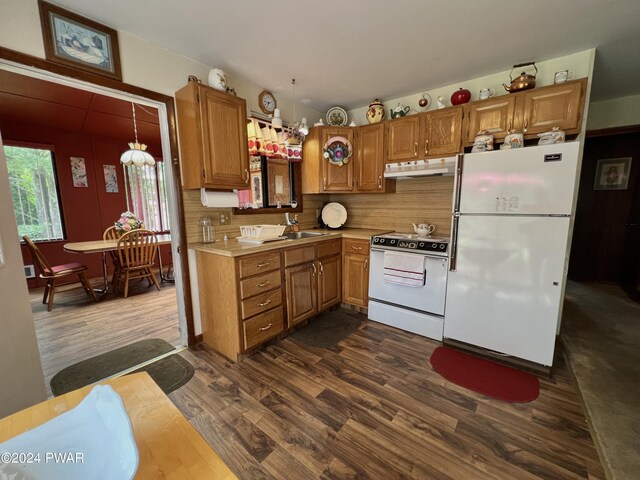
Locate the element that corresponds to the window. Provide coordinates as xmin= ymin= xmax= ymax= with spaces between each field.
xmin=124 ymin=162 xmax=170 ymax=232
xmin=237 ymin=156 xmax=300 ymax=211
xmin=5 ymin=145 xmax=65 ymax=241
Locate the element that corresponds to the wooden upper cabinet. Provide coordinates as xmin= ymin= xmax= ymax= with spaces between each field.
xmin=175 ymin=82 xmax=249 ymax=190
xmin=322 ymin=127 xmax=354 ymax=192
xmin=522 ymin=80 xmax=584 ymax=135
xmin=386 ymin=115 xmax=420 ymax=161
xmin=423 ymin=106 xmax=463 ymax=157
xmin=301 ymin=127 xmax=354 ymax=193
xmin=355 ymin=123 xmax=385 ymax=192
xmin=465 ymin=96 xmax=517 ymax=143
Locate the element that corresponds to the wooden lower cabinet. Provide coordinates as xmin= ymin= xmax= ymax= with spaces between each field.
xmin=342 ymin=238 xmax=370 ymax=308
xmin=285 ymin=262 xmax=317 ymax=326
xmin=343 ymin=254 xmax=369 ymax=307
xmin=197 ymin=238 xmax=345 ymax=361
xmin=318 ymin=255 xmax=341 ymax=310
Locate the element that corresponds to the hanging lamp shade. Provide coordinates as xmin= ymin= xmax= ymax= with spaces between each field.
xmin=120 ymin=142 xmax=155 ymax=166
xmin=120 ymin=103 xmax=155 ymax=167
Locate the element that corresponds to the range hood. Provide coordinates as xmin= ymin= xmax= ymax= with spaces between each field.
xmin=384 ymin=156 xmax=457 ymax=179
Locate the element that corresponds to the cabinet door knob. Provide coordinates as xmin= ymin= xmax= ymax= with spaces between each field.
xmin=351 ymin=245 xmax=362 ymax=251
xmin=364 ymin=259 xmax=368 ymax=271
xmin=319 ymin=262 xmax=324 ymax=274
xmin=202 ymin=168 xmax=206 ymax=178
xmin=424 ymin=139 xmax=429 ymax=155
xmin=414 ymin=142 xmax=418 ymax=156
xmin=323 ymin=177 xmax=327 ymax=190
xmin=257 ymin=299 xmax=272 ymax=307
xmin=311 ymin=264 xmax=317 ymax=276
xmin=523 ymin=118 xmax=528 ymax=133
xmin=258 ymin=323 xmax=273 ymax=331
xmin=378 ymin=176 xmax=382 ymax=189
xmin=245 ymin=169 xmax=250 ymax=183
xmin=257 ymin=280 xmax=270 ymax=287
xmin=255 ymin=262 xmax=270 ymax=268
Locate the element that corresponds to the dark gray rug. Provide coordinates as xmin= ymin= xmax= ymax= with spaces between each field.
xmin=291 ymin=310 xmax=361 ymax=348
xmin=130 ymin=354 xmax=194 ymax=395
xmin=50 ymin=338 xmax=185 ymax=396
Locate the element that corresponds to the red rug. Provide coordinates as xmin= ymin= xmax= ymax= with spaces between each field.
xmin=430 ymin=346 xmax=540 ymax=403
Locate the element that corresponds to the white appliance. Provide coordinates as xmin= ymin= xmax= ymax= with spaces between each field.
xmin=444 ymin=142 xmax=581 ymax=367
xmin=368 ymin=234 xmax=449 ymax=339
xmin=384 ymin=156 xmax=457 ymax=178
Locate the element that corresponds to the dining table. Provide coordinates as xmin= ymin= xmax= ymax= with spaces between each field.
xmin=64 ymin=234 xmax=172 ymax=295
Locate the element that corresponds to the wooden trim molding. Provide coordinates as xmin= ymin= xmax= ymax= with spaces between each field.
xmin=586 ymin=124 xmax=640 ymax=138
xmin=0 ymin=46 xmax=198 ymax=346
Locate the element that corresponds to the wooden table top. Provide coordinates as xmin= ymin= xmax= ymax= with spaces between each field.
xmin=0 ymin=372 xmax=237 ymax=480
xmin=64 ymin=234 xmax=172 ymax=253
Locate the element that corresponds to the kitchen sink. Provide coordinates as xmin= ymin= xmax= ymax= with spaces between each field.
xmin=283 ymin=231 xmax=329 ymax=240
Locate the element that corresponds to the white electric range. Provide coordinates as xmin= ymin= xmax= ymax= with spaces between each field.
xmin=368 ymin=233 xmax=449 ymax=340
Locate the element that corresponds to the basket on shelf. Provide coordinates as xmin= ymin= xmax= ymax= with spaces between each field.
xmin=239 ymin=224 xmax=286 ymax=240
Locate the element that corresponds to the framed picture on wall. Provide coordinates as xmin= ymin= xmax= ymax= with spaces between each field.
xmin=593 ymin=157 xmax=632 ymax=191
xmin=38 ymin=0 xmax=122 ymax=80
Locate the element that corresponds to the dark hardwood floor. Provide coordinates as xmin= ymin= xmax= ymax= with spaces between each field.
xmin=169 ymin=313 xmax=605 ymax=480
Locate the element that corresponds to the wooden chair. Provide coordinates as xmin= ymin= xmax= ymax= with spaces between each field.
xmin=113 ymin=229 xmax=161 ymax=298
xmin=22 ymin=235 xmax=98 ymax=311
xmin=103 ymin=226 xmax=122 ymax=282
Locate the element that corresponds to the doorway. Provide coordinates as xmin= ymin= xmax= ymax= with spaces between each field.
xmin=568 ymin=129 xmax=640 ymax=300
xmin=0 ymin=61 xmax=188 ymax=395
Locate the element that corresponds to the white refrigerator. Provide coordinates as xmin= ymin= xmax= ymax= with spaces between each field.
xmin=444 ymin=142 xmax=581 ymax=366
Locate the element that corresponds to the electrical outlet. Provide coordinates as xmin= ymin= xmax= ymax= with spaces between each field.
xmin=218 ymin=208 xmax=232 ymax=225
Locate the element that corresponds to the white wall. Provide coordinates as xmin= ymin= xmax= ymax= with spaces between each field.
xmin=0 ymin=133 xmax=47 ymax=417
xmin=348 ymin=50 xmax=595 ymax=125
xmin=587 ymin=94 xmax=640 ymax=130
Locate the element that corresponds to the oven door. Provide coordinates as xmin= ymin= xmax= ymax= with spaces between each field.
xmin=369 ymin=248 xmax=448 ymax=316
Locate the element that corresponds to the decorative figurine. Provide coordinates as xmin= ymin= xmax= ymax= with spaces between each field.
xmin=418 ymin=93 xmax=431 ymax=109
xmin=208 ymin=68 xmax=227 ymax=91
xmin=436 ymin=96 xmax=446 ymax=109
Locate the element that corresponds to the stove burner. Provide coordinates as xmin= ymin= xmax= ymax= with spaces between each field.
xmin=371 ymin=233 xmax=449 ymax=255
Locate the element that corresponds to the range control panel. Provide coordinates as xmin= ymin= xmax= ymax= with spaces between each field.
xmin=371 ymin=236 xmax=448 ymax=254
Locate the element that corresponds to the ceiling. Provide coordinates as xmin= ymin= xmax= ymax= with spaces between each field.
xmin=0 ymin=69 xmax=161 ymax=150
xmin=50 ymin=1 xmax=640 ymax=112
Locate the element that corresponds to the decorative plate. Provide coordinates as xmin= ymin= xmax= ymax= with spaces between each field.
xmin=323 ymin=136 xmax=352 ymax=166
xmin=326 ymin=106 xmax=348 ymax=126
xmin=321 ymin=202 xmax=348 ymax=229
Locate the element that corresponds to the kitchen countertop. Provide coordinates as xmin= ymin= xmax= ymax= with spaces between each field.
xmin=190 ymin=228 xmax=393 ymax=257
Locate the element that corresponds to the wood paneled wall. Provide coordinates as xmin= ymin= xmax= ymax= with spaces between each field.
xmin=182 ymin=190 xmax=329 ymax=243
xmin=183 ymin=176 xmax=454 ymax=243
xmin=331 ymin=176 xmax=454 ymax=236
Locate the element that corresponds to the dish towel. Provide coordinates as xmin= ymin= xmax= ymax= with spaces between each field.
xmin=383 ymin=251 xmax=426 ymax=287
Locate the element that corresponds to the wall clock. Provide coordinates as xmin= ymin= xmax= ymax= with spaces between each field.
xmin=258 ymin=90 xmax=276 ymax=115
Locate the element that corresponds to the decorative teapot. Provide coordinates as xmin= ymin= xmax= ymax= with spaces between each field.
xmin=503 ymin=62 xmax=537 ymax=93
xmin=390 ymin=103 xmax=410 ymax=119
xmin=413 ymin=223 xmax=435 ymax=237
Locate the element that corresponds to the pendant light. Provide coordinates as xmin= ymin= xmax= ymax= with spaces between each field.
xmin=120 ymin=102 xmax=155 ymax=167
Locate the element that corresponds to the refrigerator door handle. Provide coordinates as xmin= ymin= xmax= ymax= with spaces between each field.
xmin=450 ymin=214 xmax=460 ymax=272
xmin=453 ymin=153 xmax=464 ymax=213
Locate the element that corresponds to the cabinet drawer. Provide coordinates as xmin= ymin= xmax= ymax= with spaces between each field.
xmin=317 ymin=238 xmax=341 ymax=258
xmin=239 ymin=270 xmax=281 ymax=299
xmin=343 ymin=238 xmax=370 ymax=256
xmin=284 ymin=245 xmax=316 ymax=267
xmin=243 ymin=306 xmax=284 ymax=350
xmin=238 ymin=251 xmax=281 ymax=279
xmin=241 ymin=289 xmax=282 ymax=319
